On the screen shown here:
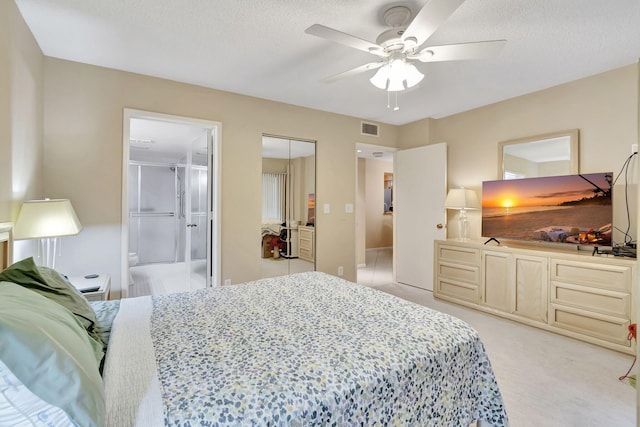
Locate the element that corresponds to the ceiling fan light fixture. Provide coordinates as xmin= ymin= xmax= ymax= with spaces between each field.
xmin=387 ymin=76 xmax=406 ymax=92
xmin=404 ymin=63 xmax=424 ymax=87
xmin=371 ymin=58 xmax=423 ymax=92
xmin=370 ymin=64 xmax=390 ymax=89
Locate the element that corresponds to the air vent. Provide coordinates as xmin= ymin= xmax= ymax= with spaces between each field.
xmin=361 ymin=122 xmax=379 ymax=137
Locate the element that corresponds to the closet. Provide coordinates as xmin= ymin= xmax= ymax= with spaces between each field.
xmin=261 ymin=135 xmax=316 ymax=277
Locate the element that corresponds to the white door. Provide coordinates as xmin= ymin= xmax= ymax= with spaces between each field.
xmin=394 ymin=143 xmax=447 ymax=290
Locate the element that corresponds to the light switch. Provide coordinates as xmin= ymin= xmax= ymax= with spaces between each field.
xmin=345 ymin=203 xmax=354 ymax=213
xmin=323 ymin=203 xmax=330 ymax=214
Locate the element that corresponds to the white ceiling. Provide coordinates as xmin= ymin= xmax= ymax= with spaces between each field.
xmin=128 ymin=117 xmax=210 ymax=163
xmin=15 ymin=0 xmax=640 ymax=126
xmin=262 ymin=136 xmax=316 ymax=159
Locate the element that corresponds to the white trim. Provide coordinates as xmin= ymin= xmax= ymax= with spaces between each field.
xmin=122 ymin=109 xmax=222 ymax=297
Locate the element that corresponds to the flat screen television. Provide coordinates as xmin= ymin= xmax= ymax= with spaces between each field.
xmin=482 ymin=172 xmax=613 ymax=247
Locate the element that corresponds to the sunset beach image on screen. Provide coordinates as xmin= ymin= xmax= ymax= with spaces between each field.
xmin=481 ymin=172 xmax=613 ymax=247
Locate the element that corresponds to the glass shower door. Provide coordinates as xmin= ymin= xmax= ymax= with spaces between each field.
xmin=130 ymin=163 xmax=178 ymax=265
xmin=187 ymin=164 xmax=208 ymax=290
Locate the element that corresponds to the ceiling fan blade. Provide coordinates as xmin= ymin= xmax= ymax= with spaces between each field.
xmin=403 ymin=0 xmax=466 ymax=46
xmin=321 ymin=61 xmax=385 ymax=83
xmin=410 ymin=40 xmax=507 ymax=62
xmin=305 ymin=24 xmax=385 ymax=56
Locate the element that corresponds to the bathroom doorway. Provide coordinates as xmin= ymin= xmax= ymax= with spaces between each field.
xmin=122 ymin=109 xmax=221 ymax=297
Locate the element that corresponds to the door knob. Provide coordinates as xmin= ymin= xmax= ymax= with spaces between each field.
xmin=187 ymin=223 xmax=198 ymax=228
xmin=436 ymin=223 xmax=444 ymax=229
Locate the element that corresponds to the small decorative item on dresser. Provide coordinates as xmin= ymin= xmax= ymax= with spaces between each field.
xmin=68 ymin=274 xmax=111 ymax=301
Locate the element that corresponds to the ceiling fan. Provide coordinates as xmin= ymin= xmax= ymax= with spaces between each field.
xmin=305 ymin=0 xmax=506 ymax=92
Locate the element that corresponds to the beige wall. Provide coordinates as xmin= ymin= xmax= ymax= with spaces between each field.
xmin=361 ymin=158 xmax=393 ymax=249
xmin=43 ymin=58 xmax=399 ymax=295
xmin=262 ymin=158 xmax=288 ymax=174
xmin=428 ymin=64 xmax=638 ymax=241
xmin=36 ymin=58 xmax=637 ymax=294
xmin=0 ymin=0 xmax=43 ymax=225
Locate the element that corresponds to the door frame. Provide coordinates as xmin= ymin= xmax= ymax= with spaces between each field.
xmin=354 ymin=143 xmax=397 ymax=277
xmin=121 ymin=108 xmax=221 ymax=297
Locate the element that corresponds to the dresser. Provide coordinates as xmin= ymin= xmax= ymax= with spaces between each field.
xmin=434 ymin=239 xmax=637 ymax=354
xmin=298 ymin=226 xmax=315 ymax=262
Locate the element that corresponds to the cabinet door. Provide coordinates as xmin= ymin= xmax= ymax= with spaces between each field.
xmin=482 ymin=251 xmax=511 ymax=312
xmin=483 ymin=251 xmax=548 ymax=323
xmin=513 ymin=254 xmax=548 ymax=322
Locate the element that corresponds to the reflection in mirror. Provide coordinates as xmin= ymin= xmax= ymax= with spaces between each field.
xmin=261 ymin=135 xmax=316 ymax=278
xmin=498 ymin=129 xmax=579 ymax=179
xmin=384 ymin=172 xmax=393 ymax=213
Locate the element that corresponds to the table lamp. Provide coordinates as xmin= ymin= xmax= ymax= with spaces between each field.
xmin=444 ymin=188 xmax=480 ymax=241
xmin=13 ymin=199 xmax=82 ymax=269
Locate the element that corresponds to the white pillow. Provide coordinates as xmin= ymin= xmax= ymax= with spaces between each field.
xmin=0 ymin=360 xmax=75 ymax=427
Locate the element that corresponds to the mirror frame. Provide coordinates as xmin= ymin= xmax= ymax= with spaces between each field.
xmin=498 ymin=129 xmax=579 ymax=179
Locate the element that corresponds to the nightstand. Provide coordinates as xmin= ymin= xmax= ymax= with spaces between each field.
xmin=68 ymin=274 xmax=111 ymax=301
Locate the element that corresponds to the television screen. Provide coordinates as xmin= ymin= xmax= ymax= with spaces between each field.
xmin=482 ymin=172 xmax=613 ymax=247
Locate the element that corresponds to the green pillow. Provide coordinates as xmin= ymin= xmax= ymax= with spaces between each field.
xmin=0 ymin=281 xmax=105 ymax=427
xmin=0 ymin=257 xmax=103 ymax=346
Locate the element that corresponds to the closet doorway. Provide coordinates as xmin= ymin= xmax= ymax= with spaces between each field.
xmin=261 ymin=135 xmax=316 ymax=278
xmin=122 ymin=109 xmax=221 ymax=297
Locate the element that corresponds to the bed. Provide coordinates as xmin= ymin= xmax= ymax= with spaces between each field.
xmin=1 ymin=248 xmax=508 ymax=426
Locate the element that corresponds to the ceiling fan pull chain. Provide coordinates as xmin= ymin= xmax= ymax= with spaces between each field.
xmin=394 ymin=91 xmax=399 ymax=111
xmin=387 ymin=90 xmax=390 ymax=109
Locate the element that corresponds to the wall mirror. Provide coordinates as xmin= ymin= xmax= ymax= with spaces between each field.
xmin=261 ymin=135 xmax=316 ymax=278
xmin=384 ymin=172 xmax=393 ymax=213
xmin=498 ymin=129 xmax=579 ymax=179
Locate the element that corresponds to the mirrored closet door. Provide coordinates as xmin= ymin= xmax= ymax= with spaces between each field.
xmin=261 ymin=135 xmax=316 ymax=278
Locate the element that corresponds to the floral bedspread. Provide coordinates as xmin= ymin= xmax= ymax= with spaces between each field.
xmin=150 ymin=272 xmax=508 ymax=426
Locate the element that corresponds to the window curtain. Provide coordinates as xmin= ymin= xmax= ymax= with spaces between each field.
xmin=262 ymin=172 xmax=286 ymax=222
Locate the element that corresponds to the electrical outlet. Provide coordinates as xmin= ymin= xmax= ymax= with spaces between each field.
xmin=632 ymin=143 xmax=638 ymax=154
xmin=324 ymin=203 xmax=330 ymax=214
xmin=224 ymin=279 xmax=231 ymax=286
xmin=338 ymin=266 xmax=344 ymax=276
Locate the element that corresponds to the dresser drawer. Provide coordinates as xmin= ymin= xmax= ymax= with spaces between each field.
xmin=551 ymin=258 xmax=632 ymax=292
xmin=550 ymin=281 xmax=630 ymax=318
xmin=299 ymin=238 xmax=312 ymax=251
xmin=549 ymin=303 xmax=631 ymax=347
xmin=299 ymin=248 xmax=313 ymax=260
xmin=436 ymin=278 xmax=480 ymax=303
xmin=437 ymin=261 xmax=480 ymax=284
xmin=437 ymin=244 xmax=481 ymax=266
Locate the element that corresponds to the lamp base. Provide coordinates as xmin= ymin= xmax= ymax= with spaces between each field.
xmin=37 ymin=237 xmax=59 ymax=269
xmin=458 ymin=209 xmax=470 ymax=241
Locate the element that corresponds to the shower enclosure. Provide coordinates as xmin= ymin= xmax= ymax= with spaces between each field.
xmin=124 ymin=111 xmax=220 ymax=298
xmin=128 ymin=158 xmax=208 ymax=292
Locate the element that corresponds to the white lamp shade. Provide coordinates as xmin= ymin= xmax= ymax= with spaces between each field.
xmin=387 ymin=77 xmax=406 ymax=92
xmin=13 ymin=199 xmax=83 ymax=240
xmin=404 ymin=63 xmax=424 ymax=87
xmin=444 ymin=188 xmax=481 ymax=210
xmin=370 ymin=59 xmax=424 ymax=92
xmin=370 ymin=65 xmax=390 ymax=89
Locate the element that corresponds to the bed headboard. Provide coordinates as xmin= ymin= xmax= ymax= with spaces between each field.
xmin=0 ymin=222 xmax=13 ymax=270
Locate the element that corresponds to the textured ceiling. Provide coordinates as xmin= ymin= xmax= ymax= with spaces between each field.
xmin=15 ymin=0 xmax=640 ymax=126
